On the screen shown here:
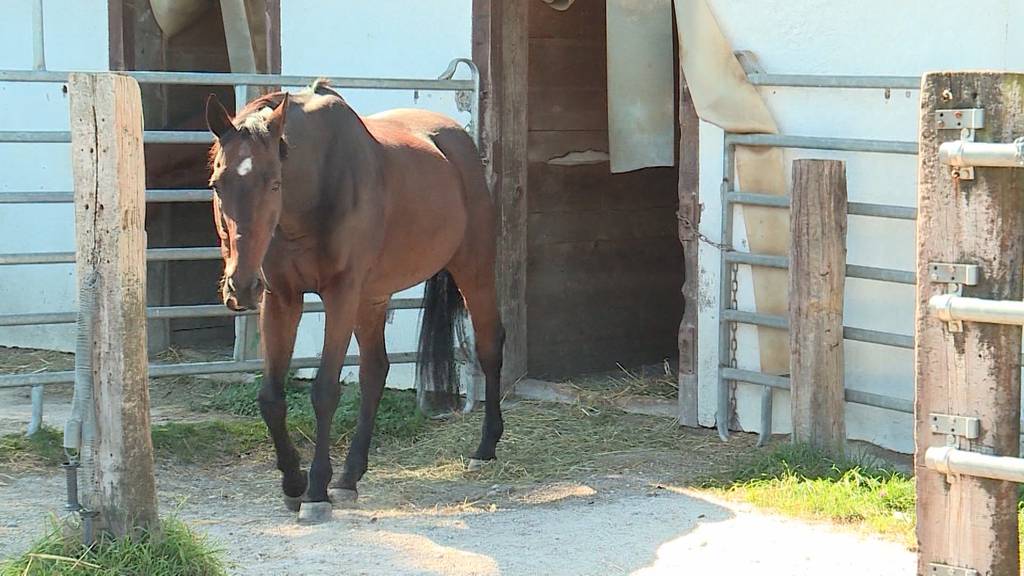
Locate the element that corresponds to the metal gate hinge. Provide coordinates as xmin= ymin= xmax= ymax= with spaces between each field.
xmin=928 ymin=262 xmax=979 ymax=331
xmin=928 ymin=563 xmax=978 ymax=576
xmin=936 ymin=108 xmax=985 ymax=180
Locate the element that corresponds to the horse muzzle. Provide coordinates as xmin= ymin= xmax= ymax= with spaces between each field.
xmin=223 ymin=275 xmax=266 ymax=311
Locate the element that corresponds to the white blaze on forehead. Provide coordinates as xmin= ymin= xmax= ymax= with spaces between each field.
xmin=236 ymin=157 xmax=253 ymax=176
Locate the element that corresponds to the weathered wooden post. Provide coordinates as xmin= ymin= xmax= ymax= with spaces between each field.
xmin=916 ymin=72 xmax=1024 ymax=575
xmin=789 ymin=159 xmax=847 ymax=451
xmin=70 ymin=72 xmax=159 ymax=536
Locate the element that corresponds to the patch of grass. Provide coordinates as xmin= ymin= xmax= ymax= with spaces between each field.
xmin=707 ymin=443 xmax=916 ymax=546
xmin=150 ymin=421 xmax=267 ymax=463
xmin=0 ymin=422 xmax=268 ymax=470
xmin=0 ymin=517 xmax=228 ymax=576
xmin=197 ymin=377 xmax=427 ymax=443
xmin=0 ymin=426 xmax=65 ymax=469
xmin=2 ymin=380 xmax=426 ymax=470
xmin=708 ymin=444 xmax=1024 ymax=555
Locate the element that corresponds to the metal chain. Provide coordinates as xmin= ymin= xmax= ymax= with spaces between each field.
xmin=729 ymin=263 xmax=739 ymax=368
xmin=728 ymin=262 xmax=740 ymax=429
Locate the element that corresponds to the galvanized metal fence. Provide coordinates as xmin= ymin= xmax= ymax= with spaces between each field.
xmin=0 ymin=60 xmax=479 ymax=433
xmin=718 ymin=73 xmax=920 ymax=445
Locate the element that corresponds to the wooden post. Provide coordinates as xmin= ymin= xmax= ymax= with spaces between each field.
xmin=676 ymin=75 xmax=699 ymax=427
xmin=789 ymin=159 xmax=846 ymax=451
xmin=475 ymin=0 xmax=528 ymax=389
xmin=71 ymin=73 xmax=159 ymax=536
xmin=916 ymin=72 xmax=1024 ymax=576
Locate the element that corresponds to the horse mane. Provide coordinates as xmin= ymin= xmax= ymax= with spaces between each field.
xmin=208 ymin=78 xmax=351 ymax=169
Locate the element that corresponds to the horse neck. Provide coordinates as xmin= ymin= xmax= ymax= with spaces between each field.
xmin=279 ymin=102 xmax=381 ymax=226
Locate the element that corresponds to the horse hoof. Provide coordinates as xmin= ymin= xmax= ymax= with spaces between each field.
xmin=297 ymin=501 xmax=333 ymax=524
xmin=283 ymin=494 xmax=303 ymax=512
xmin=467 ymin=458 xmax=493 ymax=472
xmin=328 ymin=488 xmax=358 ymax=508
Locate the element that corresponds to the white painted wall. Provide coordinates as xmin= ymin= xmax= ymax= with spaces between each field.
xmin=0 ymin=0 xmax=109 ymax=352
xmin=280 ymin=1 xmax=472 ymax=387
xmin=696 ymin=0 xmax=1024 ymax=453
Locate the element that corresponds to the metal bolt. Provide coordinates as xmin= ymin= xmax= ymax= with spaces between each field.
xmin=954 ymin=111 xmax=963 ymax=119
xmin=938 ymin=120 xmax=945 ymax=128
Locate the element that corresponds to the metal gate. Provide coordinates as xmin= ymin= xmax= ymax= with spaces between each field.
xmin=715 ymin=72 xmax=919 ymax=445
xmin=0 ymin=60 xmax=480 ymax=434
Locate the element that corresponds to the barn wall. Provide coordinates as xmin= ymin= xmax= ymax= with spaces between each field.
xmin=526 ymin=2 xmax=683 ymax=379
xmin=0 ymin=0 xmax=109 ymax=352
xmin=696 ymin=0 xmax=1024 ymax=454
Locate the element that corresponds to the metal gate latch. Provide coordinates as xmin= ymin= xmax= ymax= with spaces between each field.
xmin=928 ymin=262 xmax=979 ymax=331
xmin=928 ymin=563 xmax=978 ymax=576
xmin=935 ymin=108 xmax=985 ymax=180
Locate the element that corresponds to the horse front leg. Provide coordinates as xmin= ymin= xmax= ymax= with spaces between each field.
xmin=258 ymin=290 xmax=305 ymax=511
xmin=299 ymin=278 xmax=359 ymax=524
xmin=334 ymin=298 xmax=391 ymax=501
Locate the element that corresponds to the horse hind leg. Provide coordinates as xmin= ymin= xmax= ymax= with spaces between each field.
xmin=446 ymin=261 xmax=505 ymax=468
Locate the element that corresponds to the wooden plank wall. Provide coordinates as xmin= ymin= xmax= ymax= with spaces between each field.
xmin=527 ymin=2 xmax=683 ymax=379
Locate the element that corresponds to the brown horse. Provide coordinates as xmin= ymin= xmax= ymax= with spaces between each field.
xmin=205 ymin=80 xmax=504 ymax=522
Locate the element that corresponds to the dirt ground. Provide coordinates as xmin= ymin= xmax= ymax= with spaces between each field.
xmin=0 ymin=347 xmax=915 ymax=575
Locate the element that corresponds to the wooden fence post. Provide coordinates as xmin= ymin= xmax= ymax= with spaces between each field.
xmin=476 ymin=0 xmax=528 ymax=390
xmin=70 ymin=72 xmax=159 ymax=536
xmin=676 ymin=74 xmax=700 ymax=428
xmin=916 ymin=72 xmax=1024 ymax=575
xmin=789 ymin=159 xmax=846 ymax=451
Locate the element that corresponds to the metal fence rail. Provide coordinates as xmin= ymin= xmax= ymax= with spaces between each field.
xmin=720 ymin=367 xmax=914 ymax=414
xmin=0 ymin=352 xmax=420 ymax=389
xmin=0 ymin=189 xmax=213 ymax=204
xmin=725 ymin=133 xmax=918 ymax=155
xmin=0 ymin=298 xmax=424 ymax=327
xmin=717 ymin=72 xmax=924 ymax=444
xmin=0 ymin=61 xmax=481 ymax=431
xmin=745 ymin=74 xmax=919 ymax=90
xmin=0 ymin=69 xmax=474 ymax=91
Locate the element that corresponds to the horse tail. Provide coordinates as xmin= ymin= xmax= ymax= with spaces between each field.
xmin=416 ymin=269 xmax=465 ymax=412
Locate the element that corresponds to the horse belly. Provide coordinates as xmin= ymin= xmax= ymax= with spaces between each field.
xmin=365 ymin=165 xmax=467 ymax=296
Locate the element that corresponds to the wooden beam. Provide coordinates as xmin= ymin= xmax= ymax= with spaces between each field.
xmin=677 ymin=73 xmax=699 ymax=427
xmin=71 ymin=73 xmax=158 ymax=537
xmin=916 ymin=72 xmax=1024 ymax=576
xmin=475 ymin=0 xmax=529 ymax=388
xmin=106 ymin=0 xmax=126 ymax=71
xmin=789 ymin=159 xmax=847 ymax=450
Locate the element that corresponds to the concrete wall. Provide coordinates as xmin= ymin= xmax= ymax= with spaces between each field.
xmin=0 ymin=0 xmax=109 ymax=352
xmin=281 ymin=0 xmax=472 ymax=386
xmin=696 ymin=0 xmax=1024 ymax=453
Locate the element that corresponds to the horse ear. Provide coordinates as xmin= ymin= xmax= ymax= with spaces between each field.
xmin=268 ymin=93 xmax=289 ymax=140
xmin=205 ymin=93 xmax=235 ymax=139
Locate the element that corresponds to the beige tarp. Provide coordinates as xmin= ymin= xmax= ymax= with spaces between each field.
xmin=673 ymin=0 xmax=790 ymax=377
xmin=606 ymin=0 xmax=676 ymax=173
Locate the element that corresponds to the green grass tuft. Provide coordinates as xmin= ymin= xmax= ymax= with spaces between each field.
xmin=150 ymin=421 xmax=267 ymax=463
xmin=707 ymin=443 xmax=916 ymax=546
xmin=197 ymin=377 xmax=427 ymax=443
xmin=0 ymin=517 xmax=228 ymax=576
xmin=0 ymin=379 xmax=427 ymax=470
xmin=0 ymin=426 xmax=65 ymax=468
